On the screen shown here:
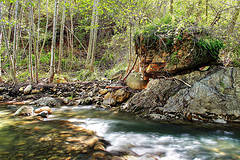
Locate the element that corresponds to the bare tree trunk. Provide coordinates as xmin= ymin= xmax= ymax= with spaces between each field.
xmin=169 ymin=0 xmax=173 ymax=14
xmin=12 ymin=0 xmax=19 ymax=83
xmin=19 ymin=4 xmax=24 ymax=50
xmin=40 ymin=0 xmax=49 ymax=56
xmin=49 ymin=0 xmax=59 ymax=83
xmin=2 ymin=24 xmax=17 ymax=83
xmin=126 ymin=21 xmax=132 ymax=73
xmin=34 ymin=0 xmax=41 ymax=83
xmin=57 ymin=0 xmax=66 ymax=73
xmin=69 ymin=0 xmax=74 ymax=70
xmin=86 ymin=0 xmax=99 ymax=71
xmin=1 ymin=2 xmax=17 ymax=83
xmin=0 ymin=2 xmax=2 ymax=77
xmin=90 ymin=3 xmax=99 ymax=72
xmin=228 ymin=1 xmax=240 ymax=34
xmin=66 ymin=28 xmax=70 ymax=70
xmin=0 ymin=32 xmax=2 ymax=77
xmin=196 ymin=0 xmax=202 ymax=22
xmin=29 ymin=1 xmax=34 ymax=83
xmin=206 ymin=0 xmax=209 ymax=22
xmin=7 ymin=3 xmax=13 ymax=44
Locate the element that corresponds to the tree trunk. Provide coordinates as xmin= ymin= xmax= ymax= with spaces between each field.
xmin=0 ymin=2 xmax=2 ymax=77
xmin=2 ymin=24 xmax=17 ymax=83
xmin=1 ymin=2 xmax=17 ymax=83
xmin=7 ymin=3 xmax=13 ymax=44
xmin=206 ymin=0 xmax=209 ymax=22
xmin=29 ymin=1 xmax=34 ymax=83
xmin=34 ymin=0 xmax=41 ymax=83
xmin=49 ymin=0 xmax=59 ymax=83
xmin=69 ymin=0 xmax=74 ymax=70
xmin=0 ymin=32 xmax=2 ymax=77
xmin=12 ymin=0 xmax=19 ymax=83
xmin=40 ymin=0 xmax=49 ymax=56
xmin=86 ymin=0 xmax=99 ymax=71
xmin=228 ymin=1 xmax=240 ymax=34
xmin=57 ymin=0 xmax=66 ymax=73
xmin=126 ymin=21 xmax=132 ymax=73
xmin=169 ymin=0 xmax=173 ymax=14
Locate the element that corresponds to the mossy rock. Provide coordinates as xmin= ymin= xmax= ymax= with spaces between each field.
xmin=134 ymin=24 xmax=223 ymax=77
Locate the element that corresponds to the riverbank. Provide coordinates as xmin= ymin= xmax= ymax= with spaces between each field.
xmin=1 ymin=66 xmax=240 ymax=125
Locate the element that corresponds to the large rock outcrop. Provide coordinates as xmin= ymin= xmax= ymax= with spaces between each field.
xmin=134 ymin=25 xmax=223 ymax=78
xmin=121 ymin=67 xmax=240 ymax=123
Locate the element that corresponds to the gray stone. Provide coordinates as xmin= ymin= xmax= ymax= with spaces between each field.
xmin=62 ymin=97 xmax=69 ymax=104
xmin=30 ymin=97 xmax=61 ymax=107
xmin=14 ymin=106 xmax=34 ymax=116
xmin=123 ymin=67 xmax=240 ymax=123
xmin=24 ymin=85 xmax=32 ymax=94
xmin=0 ymin=87 xmax=5 ymax=92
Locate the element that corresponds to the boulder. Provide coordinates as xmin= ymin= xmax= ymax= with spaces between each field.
xmin=126 ymin=73 xmax=148 ymax=90
xmin=24 ymin=85 xmax=32 ymax=94
xmin=99 ymin=89 xmax=108 ymax=95
xmin=122 ymin=67 xmax=240 ymax=123
xmin=35 ymin=106 xmax=52 ymax=114
xmin=103 ymin=92 xmax=116 ymax=106
xmin=113 ymin=89 xmax=130 ymax=103
xmin=75 ymin=97 xmax=93 ymax=105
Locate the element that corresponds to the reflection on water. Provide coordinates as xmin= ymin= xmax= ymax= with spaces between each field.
xmin=1 ymin=105 xmax=240 ymax=160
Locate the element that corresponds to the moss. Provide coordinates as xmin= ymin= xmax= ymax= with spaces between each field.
xmin=170 ymin=52 xmax=179 ymax=65
xmin=134 ymin=23 xmax=175 ymax=51
xmin=135 ymin=21 xmax=223 ymax=59
xmin=232 ymin=59 xmax=240 ymax=67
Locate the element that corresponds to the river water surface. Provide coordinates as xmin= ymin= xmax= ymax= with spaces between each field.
xmin=0 ymin=105 xmax=240 ymax=160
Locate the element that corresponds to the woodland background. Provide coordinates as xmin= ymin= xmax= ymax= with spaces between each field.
xmin=0 ymin=0 xmax=239 ymax=83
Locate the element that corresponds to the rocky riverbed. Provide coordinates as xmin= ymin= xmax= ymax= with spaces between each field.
xmin=1 ymin=66 xmax=240 ymax=159
xmin=1 ymin=66 xmax=240 ymax=125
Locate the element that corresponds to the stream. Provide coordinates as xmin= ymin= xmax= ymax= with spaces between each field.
xmin=0 ymin=105 xmax=240 ymax=160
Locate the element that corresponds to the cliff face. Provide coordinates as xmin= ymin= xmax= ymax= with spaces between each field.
xmin=121 ymin=67 xmax=240 ymax=123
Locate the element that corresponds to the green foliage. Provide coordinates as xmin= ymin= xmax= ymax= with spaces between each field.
xmin=76 ymin=69 xmax=98 ymax=81
xmin=96 ymin=51 xmax=114 ymax=66
xmin=40 ymin=52 xmax=51 ymax=64
xmin=197 ymin=37 xmax=224 ymax=58
xmin=170 ymin=52 xmax=179 ymax=65
xmin=17 ymin=71 xmax=30 ymax=82
xmin=104 ymin=62 xmax=127 ymax=78
xmin=232 ymin=48 xmax=240 ymax=67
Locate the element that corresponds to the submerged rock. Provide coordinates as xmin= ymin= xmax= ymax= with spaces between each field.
xmin=14 ymin=106 xmax=34 ymax=116
xmin=36 ymin=111 xmax=48 ymax=118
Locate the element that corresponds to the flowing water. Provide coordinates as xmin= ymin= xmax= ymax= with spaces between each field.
xmin=0 ymin=105 xmax=240 ymax=160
